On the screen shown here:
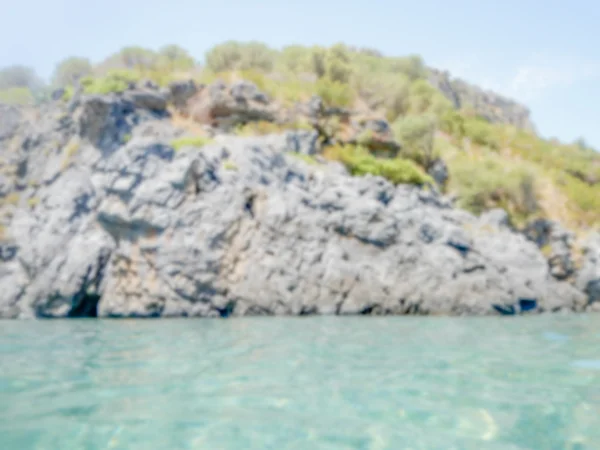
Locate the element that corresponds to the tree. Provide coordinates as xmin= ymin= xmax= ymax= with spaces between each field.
xmin=51 ymin=57 xmax=93 ymax=87
xmin=0 ymin=65 xmax=42 ymax=90
xmin=158 ymin=45 xmax=196 ymax=71
xmin=392 ymin=114 xmax=437 ymax=167
xmin=98 ymin=46 xmax=158 ymax=73
xmin=278 ymin=45 xmax=312 ymax=73
xmin=204 ymin=41 xmax=275 ymax=73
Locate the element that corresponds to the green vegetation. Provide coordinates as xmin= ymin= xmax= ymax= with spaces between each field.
xmin=392 ymin=114 xmax=437 ymax=167
xmin=27 ymin=197 xmax=40 ymax=208
xmin=446 ymin=151 xmax=539 ymax=226
xmin=325 ymin=145 xmax=432 ymax=186
xmin=222 ymin=160 xmax=238 ymax=171
xmin=0 ymin=87 xmax=34 ymax=105
xmin=52 ymin=57 xmax=93 ymax=87
xmin=80 ymin=70 xmax=141 ymax=95
xmin=1 ymin=40 xmax=599 ymax=230
xmin=289 ymin=153 xmax=319 ymax=165
xmin=171 ymin=136 xmax=213 ymax=151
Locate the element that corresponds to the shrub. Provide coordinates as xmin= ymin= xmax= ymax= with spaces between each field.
xmin=170 ymin=136 xmax=213 ymax=151
xmin=387 ymin=55 xmax=427 ymax=80
xmin=315 ymin=78 xmax=355 ymax=108
xmin=353 ymin=72 xmax=411 ymax=121
xmin=98 ymin=46 xmax=158 ymax=72
xmin=392 ymin=114 xmax=437 ymax=167
xmin=52 ymin=57 xmax=93 ymax=87
xmin=325 ymin=145 xmax=432 ymax=186
xmin=278 ymin=46 xmax=313 ymax=74
xmin=448 ymin=152 xmax=539 ymax=223
xmin=439 ymin=110 xmax=466 ymax=139
xmin=204 ymin=41 xmax=275 ymax=73
xmin=0 ymin=65 xmax=42 ymax=90
xmin=157 ymin=45 xmax=196 ymax=72
xmin=556 ymin=172 xmax=600 ymax=223
xmin=80 ymin=70 xmax=141 ymax=95
xmin=463 ymin=117 xmax=501 ymax=149
xmin=324 ymin=43 xmax=353 ymax=83
xmin=0 ymin=87 xmax=34 ymax=105
xmin=407 ymin=79 xmax=452 ymax=116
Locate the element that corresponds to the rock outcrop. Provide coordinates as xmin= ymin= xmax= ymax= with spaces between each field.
xmin=428 ymin=68 xmax=535 ymax=132
xmin=0 ymin=82 xmax=595 ymax=319
xmin=575 ymin=232 xmax=600 ymax=310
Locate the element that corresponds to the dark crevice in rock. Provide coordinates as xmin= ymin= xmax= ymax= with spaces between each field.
xmin=0 ymin=244 xmax=18 ymax=262
xmin=493 ymin=298 xmax=538 ymax=316
xmin=356 ymin=236 xmax=389 ymax=249
xmin=463 ymin=264 xmax=485 ymax=274
xmin=68 ymin=249 xmax=112 ymax=318
xmin=518 ymin=298 xmax=537 ymax=312
xmin=447 ymin=241 xmax=470 ymax=256
xmin=97 ymin=214 xmax=166 ymax=244
xmin=68 ymin=293 xmax=100 ymax=318
xmin=69 ymin=192 xmax=94 ymax=223
xmin=376 ymin=190 xmax=394 ymax=206
xmin=299 ymin=305 xmax=318 ymax=315
xmin=244 ymin=194 xmax=256 ymax=218
xmin=360 ymin=304 xmax=377 ymax=315
xmin=217 ymin=300 xmax=236 ymax=318
xmin=493 ymin=304 xmax=516 ymax=315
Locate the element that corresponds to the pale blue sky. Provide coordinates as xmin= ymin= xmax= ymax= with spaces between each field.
xmin=1 ymin=0 xmax=598 ymax=148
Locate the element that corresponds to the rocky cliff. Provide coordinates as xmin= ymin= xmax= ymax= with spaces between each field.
xmin=1 ymin=79 xmax=599 ymax=319
xmin=428 ymin=68 xmax=535 ymax=131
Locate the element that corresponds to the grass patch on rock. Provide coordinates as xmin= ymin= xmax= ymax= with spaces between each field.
xmin=170 ymin=135 xmax=213 ymax=151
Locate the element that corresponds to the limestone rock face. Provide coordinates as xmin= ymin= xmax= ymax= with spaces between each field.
xmin=0 ymin=89 xmax=590 ymax=319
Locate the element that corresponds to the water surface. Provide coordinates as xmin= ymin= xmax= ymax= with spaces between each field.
xmin=2 ymin=315 xmax=600 ymax=449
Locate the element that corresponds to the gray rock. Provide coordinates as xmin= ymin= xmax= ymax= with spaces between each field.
xmin=124 ymin=89 xmax=167 ymax=112
xmin=0 ymin=104 xmax=21 ymax=141
xmin=284 ymin=130 xmax=320 ymax=155
xmin=479 ymin=208 xmax=511 ymax=229
xmin=576 ymin=232 xmax=600 ymax=305
xmin=428 ymin=158 xmax=449 ymax=188
xmin=167 ymin=79 xmax=198 ymax=111
xmin=0 ymin=96 xmax=590 ymax=319
xmin=524 ymin=218 xmax=576 ymax=280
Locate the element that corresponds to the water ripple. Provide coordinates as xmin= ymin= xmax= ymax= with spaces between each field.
xmin=1 ymin=315 xmax=600 ymax=449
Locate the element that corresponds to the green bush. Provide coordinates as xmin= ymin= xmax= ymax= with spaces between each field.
xmin=407 ymin=79 xmax=452 ymax=117
xmin=327 ymin=145 xmax=432 ymax=186
xmin=98 ymin=46 xmax=158 ymax=72
xmin=157 ymin=45 xmax=196 ymax=71
xmin=448 ymin=153 xmax=538 ymax=223
xmin=392 ymin=114 xmax=437 ymax=167
xmin=80 ymin=70 xmax=141 ymax=95
xmin=278 ymin=46 xmax=313 ymax=74
xmin=52 ymin=57 xmax=93 ymax=87
xmin=204 ymin=41 xmax=275 ymax=73
xmin=170 ymin=136 xmax=213 ymax=151
xmin=0 ymin=65 xmax=42 ymax=90
xmin=324 ymin=44 xmax=353 ymax=83
xmin=387 ymin=55 xmax=427 ymax=80
xmin=0 ymin=87 xmax=34 ymax=105
xmin=463 ymin=117 xmax=501 ymax=149
xmin=555 ymin=172 xmax=600 ymax=222
xmin=315 ymin=78 xmax=355 ymax=108
xmin=439 ymin=110 xmax=466 ymax=139
xmin=353 ymin=72 xmax=411 ymax=121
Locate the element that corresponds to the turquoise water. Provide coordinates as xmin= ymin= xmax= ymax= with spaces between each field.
xmin=2 ymin=316 xmax=600 ymax=449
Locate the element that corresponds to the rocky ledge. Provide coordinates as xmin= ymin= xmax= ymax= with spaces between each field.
xmin=1 ymin=81 xmax=599 ymax=319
